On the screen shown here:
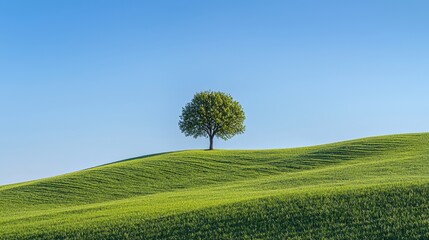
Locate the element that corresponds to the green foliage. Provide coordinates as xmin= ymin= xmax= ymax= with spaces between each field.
xmin=1 ymin=133 xmax=429 ymax=239
xmin=179 ymin=91 xmax=245 ymax=149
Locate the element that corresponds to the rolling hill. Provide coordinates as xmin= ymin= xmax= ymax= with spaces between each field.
xmin=1 ymin=133 xmax=429 ymax=239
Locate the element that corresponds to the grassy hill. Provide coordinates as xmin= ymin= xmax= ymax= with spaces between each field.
xmin=1 ymin=133 xmax=429 ymax=239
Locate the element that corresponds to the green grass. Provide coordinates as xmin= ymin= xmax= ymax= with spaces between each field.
xmin=1 ymin=133 xmax=429 ymax=239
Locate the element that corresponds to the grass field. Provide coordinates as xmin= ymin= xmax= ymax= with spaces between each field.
xmin=1 ymin=133 xmax=429 ymax=239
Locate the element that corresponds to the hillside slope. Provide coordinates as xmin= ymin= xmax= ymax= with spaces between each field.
xmin=1 ymin=133 xmax=429 ymax=239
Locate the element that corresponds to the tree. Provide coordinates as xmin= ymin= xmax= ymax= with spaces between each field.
xmin=179 ymin=91 xmax=245 ymax=150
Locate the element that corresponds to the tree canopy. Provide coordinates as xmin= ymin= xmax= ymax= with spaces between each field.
xmin=179 ymin=91 xmax=245 ymax=150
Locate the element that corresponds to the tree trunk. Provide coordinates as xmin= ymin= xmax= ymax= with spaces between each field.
xmin=209 ymin=135 xmax=214 ymax=150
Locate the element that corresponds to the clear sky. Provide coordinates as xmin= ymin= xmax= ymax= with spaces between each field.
xmin=1 ymin=1 xmax=428 ymax=185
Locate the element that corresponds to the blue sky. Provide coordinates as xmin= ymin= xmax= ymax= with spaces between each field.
xmin=1 ymin=1 xmax=428 ymax=185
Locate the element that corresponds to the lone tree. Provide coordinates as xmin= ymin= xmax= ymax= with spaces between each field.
xmin=179 ymin=91 xmax=245 ymax=150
